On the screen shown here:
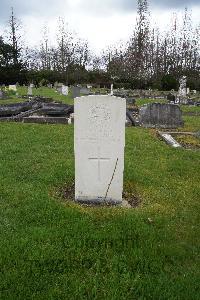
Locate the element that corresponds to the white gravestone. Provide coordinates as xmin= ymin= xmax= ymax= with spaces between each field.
xmin=62 ymin=85 xmax=68 ymax=96
xmin=57 ymin=86 xmax=62 ymax=94
xmin=177 ymin=76 xmax=187 ymax=104
xmin=110 ymin=84 xmax=114 ymax=96
xmin=74 ymin=95 xmax=126 ymax=205
xmin=27 ymin=86 xmax=32 ymax=96
xmin=9 ymin=85 xmax=17 ymax=91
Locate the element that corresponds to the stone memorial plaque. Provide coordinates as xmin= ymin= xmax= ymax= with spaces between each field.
xmin=74 ymin=95 xmax=126 ymax=205
xmin=62 ymin=85 xmax=69 ymax=96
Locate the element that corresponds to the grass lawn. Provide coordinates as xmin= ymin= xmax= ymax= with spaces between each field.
xmin=136 ymin=98 xmax=167 ymax=106
xmin=0 ymin=98 xmax=27 ymax=105
xmin=18 ymin=86 xmax=74 ymax=105
xmin=0 ymin=102 xmax=200 ymax=299
xmin=181 ymin=105 xmax=200 ymax=113
xmin=0 ymin=87 xmax=74 ymax=106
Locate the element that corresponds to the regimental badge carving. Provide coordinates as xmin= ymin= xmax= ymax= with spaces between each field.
xmin=90 ymin=105 xmax=111 ymax=124
xmin=89 ymin=105 xmax=112 ymax=139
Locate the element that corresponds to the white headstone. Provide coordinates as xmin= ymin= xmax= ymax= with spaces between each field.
xmin=74 ymin=95 xmax=126 ymax=205
xmin=27 ymin=86 xmax=32 ymax=96
xmin=62 ymin=85 xmax=68 ymax=96
xmin=187 ymin=88 xmax=190 ymax=94
xmin=178 ymin=76 xmax=187 ymax=97
xmin=111 ymin=84 xmax=114 ymax=96
xmin=30 ymin=83 xmax=34 ymax=88
xmin=177 ymin=76 xmax=187 ymax=104
xmin=57 ymin=86 xmax=62 ymax=94
xmin=9 ymin=85 xmax=17 ymax=91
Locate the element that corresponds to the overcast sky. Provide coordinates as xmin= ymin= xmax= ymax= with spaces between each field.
xmin=0 ymin=0 xmax=199 ymax=54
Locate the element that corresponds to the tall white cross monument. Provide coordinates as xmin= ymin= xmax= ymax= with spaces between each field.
xmin=74 ymin=95 xmax=126 ymax=205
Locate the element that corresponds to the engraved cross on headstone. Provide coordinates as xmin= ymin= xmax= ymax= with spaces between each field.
xmin=88 ymin=146 xmax=110 ymax=181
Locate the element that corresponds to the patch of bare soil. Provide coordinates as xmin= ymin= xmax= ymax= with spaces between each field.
xmin=56 ymin=182 xmax=141 ymax=208
xmin=172 ymin=134 xmax=200 ymax=150
xmin=58 ymin=182 xmax=75 ymax=202
xmin=122 ymin=190 xmax=141 ymax=208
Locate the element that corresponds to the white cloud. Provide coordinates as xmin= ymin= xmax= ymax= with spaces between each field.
xmin=0 ymin=0 xmax=199 ymax=54
xmin=21 ymin=11 xmax=137 ymax=54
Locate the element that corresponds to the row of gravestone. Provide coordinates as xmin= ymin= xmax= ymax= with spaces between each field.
xmin=57 ymin=86 xmax=109 ymax=98
xmin=0 ymin=83 xmax=190 ymax=127
xmin=61 ymin=86 xmax=93 ymax=98
xmin=0 ymin=94 xmax=183 ymax=129
xmin=3 ymin=83 xmax=198 ymax=105
xmin=0 ymin=84 xmax=93 ymax=99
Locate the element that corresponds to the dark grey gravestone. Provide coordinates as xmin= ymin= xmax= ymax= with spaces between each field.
xmin=114 ymin=91 xmax=129 ymax=98
xmin=187 ymin=99 xmax=195 ymax=105
xmin=40 ymin=103 xmax=73 ymax=116
xmin=0 ymin=90 xmax=3 ymax=99
xmin=167 ymin=93 xmax=175 ymax=103
xmin=0 ymin=102 xmax=33 ymax=117
xmin=139 ymin=103 xmax=183 ymax=128
xmin=72 ymin=87 xmax=81 ymax=99
xmin=80 ymin=87 xmax=91 ymax=95
xmin=57 ymin=87 xmax=62 ymax=94
xmin=126 ymin=109 xmax=136 ymax=126
xmin=126 ymin=98 xmax=136 ymax=106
